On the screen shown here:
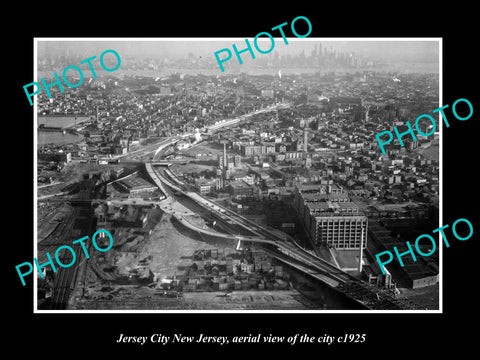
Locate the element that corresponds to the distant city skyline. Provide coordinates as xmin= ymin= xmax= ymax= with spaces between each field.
xmin=37 ymin=39 xmax=439 ymax=65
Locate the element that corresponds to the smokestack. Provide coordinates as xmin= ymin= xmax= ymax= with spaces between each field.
xmin=358 ymin=226 xmax=364 ymax=273
xmin=303 ymin=128 xmax=308 ymax=153
xmin=223 ymin=143 xmax=227 ymax=169
xmin=222 ymin=142 xmax=227 ymax=180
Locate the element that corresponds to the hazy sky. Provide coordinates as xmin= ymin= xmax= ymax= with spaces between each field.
xmin=37 ymin=39 xmax=439 ymax=63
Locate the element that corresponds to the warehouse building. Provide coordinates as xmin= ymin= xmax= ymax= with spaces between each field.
xmin=117 ymin=176 xmax=157 ymax=194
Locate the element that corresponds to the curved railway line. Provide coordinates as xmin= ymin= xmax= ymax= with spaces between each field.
xmin=157 ymin=164 xmax=357 ymax=285
xmin=150 ymin=163 xmax=357 ymax=287
xmin=41 ymin=103 xmax=419 ymax=310
xmin=143 ymin=115 xmax=422 ymax=310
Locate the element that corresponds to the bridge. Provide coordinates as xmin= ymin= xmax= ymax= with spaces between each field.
xmin=150 ymin=159 xmax=190 ymax=166
xmin=38 ymin=125 xmax=79 ymax=135
xmin=205 ymin=103 xmax=290 ymax=131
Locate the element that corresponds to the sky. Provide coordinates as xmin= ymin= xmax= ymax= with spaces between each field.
xmin=37 ymin=39 xmax=440 ymax=64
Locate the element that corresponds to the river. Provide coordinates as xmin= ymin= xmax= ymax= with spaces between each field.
xmin=36 ymin=62 xmax=438 ymax=80
xmin=38 ymin=116 xmax=91 ymax=128
xmin=37 ymin=116 xmax=89 ymax=147
xmin=37 ymin=131 xmax=83 ymax=147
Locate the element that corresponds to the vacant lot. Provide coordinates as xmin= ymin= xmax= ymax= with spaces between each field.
xmin=415 ymin=144 xmax=439 ymax=162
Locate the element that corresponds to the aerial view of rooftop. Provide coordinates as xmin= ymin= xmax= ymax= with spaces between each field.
xmin=35 ymin=38 xmax=440 ymax=311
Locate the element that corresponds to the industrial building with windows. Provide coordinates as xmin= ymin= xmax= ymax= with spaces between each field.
xmin=117 ymin=176 xmax=157 ymax=194
xmin=294 ymin=184 xmax=368 ymax=250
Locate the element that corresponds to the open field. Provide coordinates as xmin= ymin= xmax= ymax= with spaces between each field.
xmin=415 ymin=144 xmax=439 ymax=162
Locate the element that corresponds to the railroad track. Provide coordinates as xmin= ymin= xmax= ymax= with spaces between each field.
xmin=149 ymin=157 xmax=419 ymax=309
xmin=152 ymin=164 xmax=356 ymax=285
xmin=50 ymin=245 xmax=81 ymax=309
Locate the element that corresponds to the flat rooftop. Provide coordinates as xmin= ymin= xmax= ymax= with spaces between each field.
xmin=307 ymin=201 xmax=360 ymax=212
xmin=119 ymin=176 xmax=156 ymax=190
xmin=302 ymin=193 xmax=350 ymax=202
xmin=229 ymin=180 xmax=251 ymax=188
